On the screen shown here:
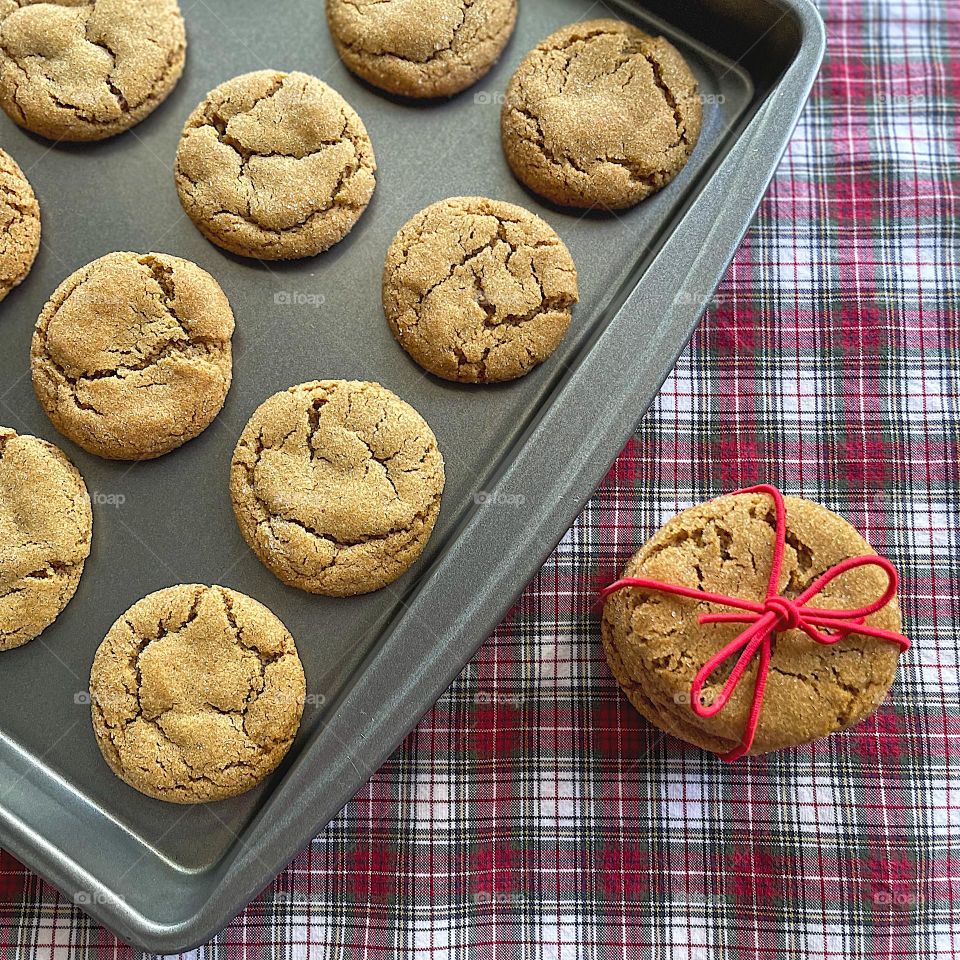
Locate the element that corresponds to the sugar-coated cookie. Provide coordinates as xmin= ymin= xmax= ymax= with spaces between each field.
xmin=0 ymin=0 xmax=186 ymax=141
xmin=175 ymin=70 xmax=376 ymax=260
xmin=602 ymin=493 xmax=904 ymax=757
xmin=231 ymin=380 xmax=444 ymax=596
xmin=501 ymin=19 xmax=702 ymax=209
xmin=31 ymin=252 xmax=234 ymax=461
xmin=383 ymin=197 xmax=578 ymax=382
xmin=0 ymin=427 xmax=92 ymax=650
xmin=326 ymin=0 xmax=517 ymax=98
xmin=90 ymin=584 xmax=306 ymax=803
xmin=0 ymin=149 xmax=40 ymax=303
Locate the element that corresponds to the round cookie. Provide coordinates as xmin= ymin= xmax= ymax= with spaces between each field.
xmin=501 ymin=19 xmax=703 ymax=210
xmin=0 ymin=428 xmax=92 ymax=651
xmin=231 ymin=380 xmax=444 ymax=597
xmin=175 ymin=70 xmax=377 ymax=260
xmin=383 ymin=197 xmax=579 ymax=383
xmin=31 ymin=251 xmax=235 ymax=461
xmin=326 ymin=0 xmax=517 ymax=98
xmin=0 ymin=0 xmax=186 ymax=142
xmin=0 ymin=149 xmax=40 ymax=304
xmin=601 ymin=493 xmax=904 ymax=757
xmin=90 ymin=584 xmax=306 ymax=803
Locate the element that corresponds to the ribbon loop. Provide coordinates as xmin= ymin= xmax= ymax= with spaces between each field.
xmin=601 ymin=486 xmax=909 ymax=761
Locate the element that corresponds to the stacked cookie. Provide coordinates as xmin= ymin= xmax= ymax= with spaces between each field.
xmin=601 ymin=493 xmax=905 ymax=758
xmin=0 ymin=0 xmax=732 ymax=807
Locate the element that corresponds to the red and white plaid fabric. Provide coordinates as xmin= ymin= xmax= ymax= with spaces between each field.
xmin=2 ymin=0 xmax=957 ymax=956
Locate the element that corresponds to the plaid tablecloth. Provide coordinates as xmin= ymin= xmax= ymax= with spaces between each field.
xmin=2 ymin=0 xmax=957 ymax=956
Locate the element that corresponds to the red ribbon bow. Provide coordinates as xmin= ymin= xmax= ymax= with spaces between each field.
xmin=599 ymin=485 xmax=909 ymax=761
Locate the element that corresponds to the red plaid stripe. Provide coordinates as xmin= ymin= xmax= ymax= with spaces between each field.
xmin=2 ymin=0 xmax=958 ymax=956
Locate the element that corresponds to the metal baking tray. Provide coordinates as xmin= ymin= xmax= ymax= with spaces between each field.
xmin=0 ymin=0 xmax=824 ymax=950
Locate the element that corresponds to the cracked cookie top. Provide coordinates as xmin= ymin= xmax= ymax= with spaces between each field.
xmin=175 ymin=70 xmax=377 ymax=260
xmin=383 ymin=197 xmax=579 ymax=383
xmin=0 ymin=427 xmax=92 ymax=651
xmin=601 ymin=493 xmax=904 ymax=757
xmin=0 ymin=0 xmax=186 ymax=141
xmin=501 ymin=19 xmax=703 ymax=210
xmin=326 ymin=0 xmax=517 ymax=98
xmin=0 ymin=148 xmax=40 ymax=303
xmin=31 ymin=251 xmax=234 ymax=461
xmin=231 ymin=380 xmax=445 ymax=597
xmin=90 ymin=584 xmax=306 ymax=803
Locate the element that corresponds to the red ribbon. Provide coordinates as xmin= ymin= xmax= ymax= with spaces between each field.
xmin=599 ymin=485 xmax=910 ymax=761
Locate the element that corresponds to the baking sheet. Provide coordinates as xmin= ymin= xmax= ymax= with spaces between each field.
xmin=0 ymin=0 xmax=824 ymax=949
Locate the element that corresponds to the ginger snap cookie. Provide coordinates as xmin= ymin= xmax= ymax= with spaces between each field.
xmin=601 ymin=492 xmax=905 ymax=757
xmin=326 ymin=0 xmax=517 ymax=98
xmin=0 ymin=0 xmax=186 ymax=142
xmin=0 ymin=148 xmax=40 ymax=304
xmin=175 ymin=70 xmax=377 ymax=260
xmin=0 ymin=428 xmax=92 ymax=651
xmin=501 ymin=19 xmax=703 ymax=210
xmin=383 ymin=197 xmax=579 ymax=383
xmin=90 ymin=584 xmax=306 ymax=803
xmin=31 ymin=252 xmax=234 ymax=461
xmin=231 ymin=380 xmax=444 ymax=597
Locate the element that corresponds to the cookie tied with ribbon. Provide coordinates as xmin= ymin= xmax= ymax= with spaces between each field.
xmin=600 ymin=486 xmax=909 ymax=760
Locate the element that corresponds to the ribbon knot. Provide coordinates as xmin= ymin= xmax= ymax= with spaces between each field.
xmin=763 ymin=596 xmax=801 ymax=632
xmin=600 ymin=485 xmax=909 ymax=761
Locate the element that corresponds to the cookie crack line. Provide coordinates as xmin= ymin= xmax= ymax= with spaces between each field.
xmin=240 ymin=426 xmax=438 ymax=551
xmin=189 ymin=166 xmax=366 ymax=239
xmin=0 ymin=25 xmax=183 ymax=125
xmin=193 ymin=76 xmax=359 ymax=161
xmin=338 ymin=0 xmax=473 ymax=66
xmin=96 ymin=587 xmax=295 ymax=737
xmin=33 ymin=258 xmax=230 ymax=388
xmin=0 ymin=560 xmax=82 ymax=598
xmin=397 ymin=214 xmax=563 ymax=314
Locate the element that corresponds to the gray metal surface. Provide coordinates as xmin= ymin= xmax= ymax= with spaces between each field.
xmin=0 ymin=0 xmax=824 ymax=950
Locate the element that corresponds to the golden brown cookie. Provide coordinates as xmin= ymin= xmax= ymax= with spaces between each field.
xmin=31 ymin=252 xmax=235 ymax=461
xmin=0 ymin=0 xmax=186 ymax=142
xmin=90 ymin=584 xmax=306 ymax=803
xmin=0 ymin=148 xmax=39 ymax=303
xmin=0 ymin=427 xmax=92 ymax=651
xmin=601 ymin=493 xmax=904 ymax=757
xmin=501 ymin=19 xmax=702 ymax=209
xmin=231 ymin=380 xmax=444 ymax=597
xmin=383 ymin=197 xmax=578 ymax=383
xmin=175 ymin=70 xmax=377 ymax=260
xmin=326 ymin=0 xmax=517 ymax=98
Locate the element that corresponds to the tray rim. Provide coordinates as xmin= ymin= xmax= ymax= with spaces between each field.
xmin=0 ymin=0 xmax=826 ymax=950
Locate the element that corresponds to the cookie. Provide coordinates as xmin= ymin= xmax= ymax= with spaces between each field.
xmin=231 ymin=380 xmax=444 ymax=597
xmin=601 ymin=493 xmax=904 ymax=757
xmin=326 ymin=0 xmax=517 ymax=98
xmin=90 ymin=584 xmax=306 ymax=803
xmin=501 ymin=19 xmax=703 ymax=209
xmin=0 ymin=428 xmax=92 ymax=651
xmin=383 ymin=197 xmax=579 ymax=383
xmin=0 ymin=0 xmax=186 ymax=142
xmin=175 ymin=70 xmax=377 ymax=260
xmin=31 ymin=252 xmax=234 ymax=461
xmin=0 ymin=149 xmax=40 ymax=303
